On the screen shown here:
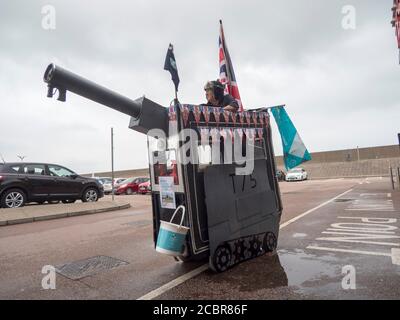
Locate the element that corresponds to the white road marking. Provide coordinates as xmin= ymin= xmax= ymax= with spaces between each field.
xmin=327 ymin=228 xmax=395 ymax=234
xmin=329 ymin=222 xmax=397 ymax=232
xmin=337 ymin=216 xmax=397 ymax=223
xmin=345 ymin=199 xmax=395 ymax=212
xmin=293 ymin=233 xmax=308 ymax=238
xmin=388 ymin=193 xmax=392 ymax=198
xmin=318 ymin=231 xmax=400 ymax=246
xmin=137 ymin=187 xmax=354 ymax=300
xmin=137 ymin=264 xmax=209 ymax=300
xmin=307 ymin=246 xmax=400 ymax=266
xmin=307 ymin=245 xmax=391 ymax=257
xmin=392 ymin=248 xmax=400 ymax=265
xmin=279 ymin=189 xmax=353 ymax=229
xmin=346 ymin=208 xmax=396 ymax=211
xmin=308 ymin=192 xmax=400 ymax=264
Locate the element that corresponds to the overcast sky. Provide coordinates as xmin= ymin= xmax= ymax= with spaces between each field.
xmin=0 ymin=0 xmax=399 ymax=174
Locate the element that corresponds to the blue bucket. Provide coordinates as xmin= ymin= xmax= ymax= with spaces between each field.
xmin=156 ymin=206 xmax=189 ymax=256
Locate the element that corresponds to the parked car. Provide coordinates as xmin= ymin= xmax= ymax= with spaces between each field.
xmin=114 ymin=178 xmax=126 ymax=186
xmin=115 ymin=177 xmax=149 ymax=195
xmin=0 ymin=162 xmax=104 ymax=208
xmin=276 ymin=169 xmax=286 ymax=181
xmin=285 ymin=167 xmax=308 ymax=181
xmin=138 ymin=180 xmax=151 ymax=194
xmin=94 ymin=177 xmax=113 ymax=195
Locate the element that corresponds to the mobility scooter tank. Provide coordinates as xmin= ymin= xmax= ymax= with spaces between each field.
xmin=43 ymin=63 xmax=283 ymax=272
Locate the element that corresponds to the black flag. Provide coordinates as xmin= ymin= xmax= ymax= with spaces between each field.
xmin=164 ymin=43 xmax=180 ymax=92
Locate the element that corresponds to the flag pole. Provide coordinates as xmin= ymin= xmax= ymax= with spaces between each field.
xmin=164 ymin=43 xmax=180 ymax=103
xmin=267 ymin=104 xmax=286 ymax=109
xmin=172 ymin=43 xmax=178 ymax=103
xmin=255 ymin=104 xmax=286 ymax=111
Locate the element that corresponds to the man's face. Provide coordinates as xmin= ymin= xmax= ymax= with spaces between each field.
xmin=205 ymin=89 xmax=216 ymax=104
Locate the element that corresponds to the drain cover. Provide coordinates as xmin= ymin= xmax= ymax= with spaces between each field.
xmin=123 ymin=220 xmax=152 ymax=227
xmin=56 ymin=255 xmax=129 ymax=280
xmin=334 ymin=199 xmax=353 ymax=202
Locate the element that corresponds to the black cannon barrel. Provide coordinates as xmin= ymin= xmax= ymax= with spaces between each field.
xmin=43 ymin=63 xmax=169 ymax=135
xmin=44 ymin=63 xmax=141 ymax=118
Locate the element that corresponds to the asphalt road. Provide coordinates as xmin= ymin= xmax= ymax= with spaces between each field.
xmin=0 ymin=177 xmax=398 ymax=299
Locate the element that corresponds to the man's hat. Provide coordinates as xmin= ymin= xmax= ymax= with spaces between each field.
xmin=204 ymin=80 xmax=224 ymax=91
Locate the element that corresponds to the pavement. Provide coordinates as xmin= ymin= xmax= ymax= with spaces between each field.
xmin=0 ymin=178 xmax=399 ymax=300
xmin=0 ymin=199 xmax=131 ymax=226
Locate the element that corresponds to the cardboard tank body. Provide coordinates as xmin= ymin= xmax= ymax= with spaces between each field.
xmin=44 ymin=63 xmax=283 ymax=272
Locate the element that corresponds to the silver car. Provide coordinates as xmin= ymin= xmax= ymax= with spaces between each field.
xmin=285 ymin=168 xmax=308 ymax=181
xmin=94 ymin=177 xmax=113 ymax=194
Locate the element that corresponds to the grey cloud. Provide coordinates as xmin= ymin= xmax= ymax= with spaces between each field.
xmin=0 ymin=0 xmax=399 ymax=173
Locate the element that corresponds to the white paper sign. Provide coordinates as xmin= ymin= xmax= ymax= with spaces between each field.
xmin=159 ymin=176 xmax=176 ymax=209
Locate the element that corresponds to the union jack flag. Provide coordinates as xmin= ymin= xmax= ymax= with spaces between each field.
xmin=219 ymin=20 xmax=244 ymax=112
xmin=392 ymin=0 xmax=400 ymax=63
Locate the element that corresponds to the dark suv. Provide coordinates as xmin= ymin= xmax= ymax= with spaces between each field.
xmin=0 ymin=162 xmax=104 ymax=208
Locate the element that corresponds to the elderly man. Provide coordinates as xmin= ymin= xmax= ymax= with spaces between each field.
xmin=203 ymin=80 xmax=239 ymax=112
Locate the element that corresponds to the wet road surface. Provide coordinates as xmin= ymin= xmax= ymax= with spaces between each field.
xmin=158 ymin=177 xmax=400 ymax=299
xmin=1 ymin=177 xmax=398 ymax=299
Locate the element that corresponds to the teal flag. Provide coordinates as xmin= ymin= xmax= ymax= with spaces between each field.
xmin=270 ymin=106 xmax=311 ymax=170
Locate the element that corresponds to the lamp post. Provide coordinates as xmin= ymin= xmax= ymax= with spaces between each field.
xmin=111 ymin=128 xmax=115 ymax=201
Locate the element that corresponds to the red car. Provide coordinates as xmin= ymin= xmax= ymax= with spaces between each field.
xmin=115 ymin=177 xmax=149 ymax=195
xmin=138 ymin=180 xmax=151 ymax=194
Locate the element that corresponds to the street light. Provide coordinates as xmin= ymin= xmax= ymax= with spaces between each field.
xmin=111 ymin=128 xmax=115 ymax=201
